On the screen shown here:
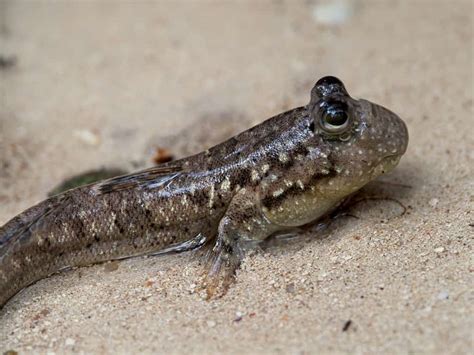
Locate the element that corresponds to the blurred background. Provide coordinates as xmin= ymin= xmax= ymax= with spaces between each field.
xmin=1 ymin=1 xmax=472 ymax=354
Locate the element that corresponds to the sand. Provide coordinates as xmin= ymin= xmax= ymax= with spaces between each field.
xmin=0 ymin=0 xmax=473 ymax=354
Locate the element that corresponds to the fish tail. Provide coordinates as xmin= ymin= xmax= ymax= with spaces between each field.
xmin=0 ymin=195 xmax=66 ymax=308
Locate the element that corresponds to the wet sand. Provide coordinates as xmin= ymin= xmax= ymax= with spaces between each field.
xmin=0 ymin=1 xmax=472 ymax=354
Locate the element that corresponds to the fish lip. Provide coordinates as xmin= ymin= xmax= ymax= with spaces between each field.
xmin=382 ymin=153 xmax=400 ymax=160
xmin=378 ymin=154 xmax=402 ymax=173
xmin=381 ymin=153 xmax=402 ymax=163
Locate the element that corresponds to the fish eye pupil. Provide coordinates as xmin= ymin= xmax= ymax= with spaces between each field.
xmin=324 ymin=106 xmax=348 ymax=127
xmin=311 ymin=98 xmax=351 ymax=137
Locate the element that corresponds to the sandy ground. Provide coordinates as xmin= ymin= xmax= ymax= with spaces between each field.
xmin=0 ymin=0 xmax=473 ymax=354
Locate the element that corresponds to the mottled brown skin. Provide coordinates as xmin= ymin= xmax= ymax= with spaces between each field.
xmin=0 ymin=77 xmax=408 ymax=308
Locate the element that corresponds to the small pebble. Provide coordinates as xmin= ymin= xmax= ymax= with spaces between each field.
xmin=434 ymin=247 xmax=445 ymax=253
xmin=65 ymin=338 xmax=76 ymax=347
xmin=312 ymin=0 xmax=354 ymax=26
xmin=234 ymin=311 xmax=243 ymax=322
xmin=206 ymin=320 xmax=216 ymax=328
xmin=429 ymin=198 xmax=439 ymax=207
xmin=74 ymin=129 xmax=100 ymax=146
xmin=317 ymin=273 xmax=327 ymax=282
xmin=437 ymin=291 xmax=449 ymax=300
xmin=152 ymin=147 xmax=174 ymax=164
xmin=188 ymin=283 xmax=197 ymax=294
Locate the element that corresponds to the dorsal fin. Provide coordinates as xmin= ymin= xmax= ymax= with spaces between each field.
xmin=95 ymin=165 xmax=182 ymax=194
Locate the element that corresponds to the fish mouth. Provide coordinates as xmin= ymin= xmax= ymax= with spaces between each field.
xmin=378 ymin=154 xmax=402 ymax=174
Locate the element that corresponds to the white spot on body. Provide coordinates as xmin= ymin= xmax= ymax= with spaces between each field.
xmin=251 ymin=170 xmax=259 ymax=182
xmin=297 ymin=180 xmax=305 ymax=190
xmin=209 ymin=185 xmax=215 ymax=208
xmin=273 ymin=188 xmax=284 ymax=197
xmin=78 ymin=210 xmax=88 ymax=219
xmin=279 ymin=153 xmax=289 ymax=163
xmin=220 ymin=177 xmax=231 ymax=191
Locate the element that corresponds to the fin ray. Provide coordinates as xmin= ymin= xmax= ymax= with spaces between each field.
xmin=95 ymin=165 xmax=182 ymax=194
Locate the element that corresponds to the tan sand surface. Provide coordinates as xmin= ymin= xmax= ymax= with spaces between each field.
xmin=0 ymin=1 xmax=473 ymax=354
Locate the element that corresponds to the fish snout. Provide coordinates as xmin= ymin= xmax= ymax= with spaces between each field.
xmin=383 ymin=105 xmax=409 ymax=158
xmin=366 ymin=101 xmax=409 ymax=159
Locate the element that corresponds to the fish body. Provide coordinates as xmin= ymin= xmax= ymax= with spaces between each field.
xmin=0 ymin=76 xmax=408 ymax=307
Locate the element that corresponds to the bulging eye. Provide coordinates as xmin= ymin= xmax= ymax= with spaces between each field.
xmin=320 ymin=100 xmax=350 ymax=134
xmin=323 ymin=106 xmax=348 ymax=127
